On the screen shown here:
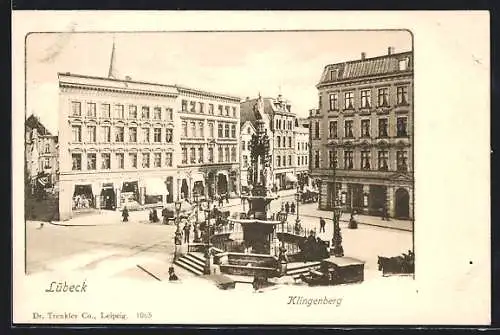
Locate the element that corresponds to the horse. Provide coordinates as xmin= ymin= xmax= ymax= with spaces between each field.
xmin=377 ymin=256 xmax=414 ymax=275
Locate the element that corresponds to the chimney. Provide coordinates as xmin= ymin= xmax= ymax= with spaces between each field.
xmin=361 ymin=52 xmax=366 ymax=60
xmin=388 ymin=46 xmax=395 ymax=55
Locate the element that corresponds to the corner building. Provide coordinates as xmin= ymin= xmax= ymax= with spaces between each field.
xmin=310 ymin=48 xmax=413 ymax=219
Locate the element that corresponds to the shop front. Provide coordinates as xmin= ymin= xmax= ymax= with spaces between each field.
xmin=142 ymin=178 xmax=169 ymax=207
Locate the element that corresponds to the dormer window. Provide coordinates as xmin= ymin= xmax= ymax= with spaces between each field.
xmin=399 ymin=57 xmax=409 ymax=71
xmin=330 ymin=69 xmax=339 ymax=81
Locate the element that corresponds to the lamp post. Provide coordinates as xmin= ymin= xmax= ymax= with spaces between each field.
xmin=173 ymin=198 xmax=183 ymax=261
xmin=295 ymin=187 xmax=302 ymax=234
xmin=203 ymin=191 xmax=213 ymax=275
xmin=330 ymin=153 xmax=344 ymax=257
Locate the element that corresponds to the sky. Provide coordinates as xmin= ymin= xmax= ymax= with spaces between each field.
xmin=26 ymin=31 xmax=412 ymax=134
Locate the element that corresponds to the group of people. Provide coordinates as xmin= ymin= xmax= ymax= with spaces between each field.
xmin=73 ymin=194 xmax=92 ymax=209
xmin=215 ymin=193 xmax=230 ymax=207
xmin=299 ymin=232 xmax=330 ymax=262
xmin=281 ymin=201 xmax=296 ymax=215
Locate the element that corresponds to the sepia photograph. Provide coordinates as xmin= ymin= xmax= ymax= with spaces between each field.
xmin=12 ymin=11 xmax=490 ymax=325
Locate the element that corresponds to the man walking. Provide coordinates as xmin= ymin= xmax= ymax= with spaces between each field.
xmin=183 ymin=222 xmax=191 ymax=243
xmin=319 ymin=217 xmax=326 ymax=233
xmin=122 ymin=206 xmax=129 ymax=223
xmin=285 ymin=202 xmax=290 ymax=215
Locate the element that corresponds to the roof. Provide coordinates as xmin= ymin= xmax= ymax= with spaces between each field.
xmin=240 ymin=95 xmax=295 ymax=128
xmin=25 ymin=115 xmax=52 ymax=136
xmin=317 ymin=50 xmax=413 ymax=87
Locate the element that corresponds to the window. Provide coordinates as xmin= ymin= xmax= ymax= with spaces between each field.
xmin=87 ymin=103 xmax=96 ymax=117
xmin=190 ymin=147 xmax=196 ymax=163
xmin=243 ymin=155 xmax=248 ymax=168
xmin=129 ymin=127 xmax=137 ymax=142
xmin=329 ymin=150 xmax=337 ymax=168
xmin=190 ymin=101 xmax=196 ymax=113
xmin=71 ymin=153 xmax=81 ymax=170
xmin=199 ymin=103 xmax=204 ymax=114
xmin=318 ymin=95 xmax=323 ymax=110
xmin=276 ymin=136 xmax=280 ymax=148
xmin=232 ymin=107 xmax=237 ymax=118
xmin=277 ymin=155 xmax=281 ymax=167
xmin=165 ymin=152 xmax=173 ymax=167
xmin=115 ymin=105 xmax=124 ymax=119
xmin=72 ymin=125 xmax=81 ymax=142
xmin=288 ymin=155 xmax=292 ymax=166
xmin=225 ymin=106 xmax=230 ymax=116
xmin=87 ymin=126 xmax=96 ymax=143
xmin=344 ymin=92 xmax=354 ymax=109
xmin=182 ymin=121 xmax=188 ymax=137
xmin=129 ymin=153 xmax=137 ymax=168
xmin=191 ymin=122 xmax=196 ymax=137
xmin=167 ymin=108 xmax=173 ymax=120
xmin=330 ymin=69 xmax=339 ymax=80
xmin=71 ymin=101 xmax=81 ymax=116
xmin=154 ymin=128 xmax=161 ymax=142
xmin=361 ymin=151 xmax=371 ymax=170
xmin=297 ymin=156 xmax=300 ymax=166
xmin=142 ymin=127 xmax=150 ymax=143
xmin=141 ymin=106 xmax=150 ymax=119
xmin=208 ymin=122 xmax=214 ymax=138
xmin=397 ymin=86 xmax=409 ymax=105
xmin=101 ymin=126 xmax=110 ymax=142
xmin=181 ymin=100 xmax=188 ymax=112
xmin=154 ymin=153 xmax=161 ymax=168
xmin=198 ymin=147 xmax=204 ymax=163
xmin=224 ymin=124 xmax=229 ymax=138
xmin=361 ymin=119 xmax=370 ymax=137
xmin=282 ymin=137 xmax=286 ymax=148
xmin=361 ymin=90 xmax=371 ymax=108
xmin=329 ymin=93 xmax=338 ymax=110
xmin=241 ymin=141 xmax=246 ymax=151
xmin=378 ymin=150 xmax=389 ymax=171
xmin=378 ymin=119 xmax=388 ymax=138
xmin=344 ymin=120 xmax=354 ymax=138
xmin=101 ymin=153 xmax=111 ymax=170
xmin=218 ymin=147 xmax=223 ymax=162
xmin=116 ymin=153 xmax=124 ymax=169
xmin=231 ymin=147 xmax=237 ymax=162
xmin=142 ymin=153 xmax=150 ymax=168
xmin=378 ymin=88 xmax=389 ymax=107
xmin=43 ymin=158 xmax=50 ymax=169
xmin=86 ymin=153 xmax=96 ymax=170
xmin=182 ymin=147 xmax=188 ymax=164
xmin=297 ymin=142 xmax=300 ymax=151
xmin=288 ymin=137 xmax=292 ymax=148
xmin=218 ymin=123 xmax=223 ymax=137
xmin=283 ymin=156 xmax=286 ymax=167
xmin=153 ymin=107 xmax=162 ymax=120
xmin=275 ymin=119 xmax=279 ymax=130
xmin=329 ymin=121 xmax=337 ymax=138
xmin=101 ymin=104 xmax=110 ymax=118
xmin=399 ymin=58 xmax=409 ymax=71
xmin=115 ymin=127 xmax=124 ymax=142
xmin=314 ymin=150 xmax=320 ymax=168
xmin=129 ymin=105 xmax=137 ymax=119
xmin=224 ymin=147 xmax=230 ymax=162
xmin=44 ymin=143 xmax=50 ymax=153
xmin=199 ymin=122 xmax=204 ymax=138
xmin=209 ymin=104 xmax=214 ymax=115
xmin=315 ymin=121 xmax=320 ymax=139
xmin=305 ymin=156 xmax=308 ymax=165
xmin=231 ymin=125 xmax=236 ymax=138
xmin=165 ymin=128 xmax=173 ymax=143
xmin=344 ymin=150 xmax=353 ymax=170
xmin=397 ymin=151 xmax=408 ymax=171
xmin=218 ymin=105 xmax=223 ymax=115
xmin=208 ymin=147 xmax=214 ymax=163
xmin=397 ymin=117 xmax=408 ymax=137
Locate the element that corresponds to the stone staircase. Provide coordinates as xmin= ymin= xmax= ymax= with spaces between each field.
xmin=174 ymin=252 xmax=206 ymax=276
xmin=286 ymin=261 xmax=322 ymax=281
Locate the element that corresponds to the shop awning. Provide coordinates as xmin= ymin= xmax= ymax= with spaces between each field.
xmin=192 ymin=173 xmax=205 ymax=183
xmin=143 ymin=178 xmax=168 ymax=196
xmin=217 ymin=170 xmax=229 ymax=178
xmin=286 ymin=173 xmax=298 ymax=183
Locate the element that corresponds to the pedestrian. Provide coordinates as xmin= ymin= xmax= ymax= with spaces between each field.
xmin=290 ymin=202 xmax=296 ymax=214
xmin=148 ymin=210 xmax=153 ymax=223
xmin=319 ymin=217 xmax=326 ymax=233
xmin=122 ymin=206 xmax=129 ymax=222
xmin=225 ymin=193 xmax=229 ymax=204
xmin=285 ymin=202 xmax=290 ymax=214
xmin=183 ymin=222 xmax=191 ymax=243
xmin=161 ymin=207 xmax=168 ymax=224
xmin=152 ymin=208 xmax=159 ymax=223
xmin=168 ymin=266 xmax=179 ymax=281
xmin=218 ymin=194 xmax=223 ymax=207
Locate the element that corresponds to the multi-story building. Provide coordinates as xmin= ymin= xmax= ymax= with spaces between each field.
xmin=176 ymin=86 xmax=241 ymax=201
xmin=57 ymin=73 xmax=241 ymax=220
xmin=310 ymin=47 xmax=413 ymax=219
xmin=241 ymin=94 xmax=306 ymax=191
xmin=25 ymin=115 xmax=59 ymax=191
xmin=239 ymin=120 xmax=256 ymax=193
xmin=294 ymin=125 xmax=309 ymax=187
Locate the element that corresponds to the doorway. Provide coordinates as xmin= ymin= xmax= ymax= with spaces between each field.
xmin=369 ymin=185 xmax=387 ymax=216
xmin=395 ymin=188 xmax=410 ymax=219
xmin=101 ymin=187 xmax=116 ymax=210
xmin=217 ymin=173 xmax=228 ymax=195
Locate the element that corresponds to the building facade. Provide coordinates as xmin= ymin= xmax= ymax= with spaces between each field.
xmin=58 ymin=73 xmax=241 ymax=220
xmin=239 ymin=120 xmax=256 ymax=193
xmin=310 ymin=48 xmax=413 ymax=219
xmin=176 ymin=86 xmax=241 ymax=202
xmin=25 ymin=115 xmax=59 ymax=192
xmin=294 ymin=125 xmax=309 ymax=187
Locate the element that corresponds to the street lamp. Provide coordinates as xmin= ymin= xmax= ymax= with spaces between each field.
xmin=295 ymin=187 xmax=302 ymax=234
xmin=331 ymin=202 xmax=344 ymax=257
xmin=203 ymin=192 xmax=213 ymax=275
xmin=173 ymin=198 xmax=183 ymax=261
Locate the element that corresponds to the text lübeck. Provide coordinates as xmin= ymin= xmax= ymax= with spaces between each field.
xmin=45 ymin=280 xmax=87 ymax=293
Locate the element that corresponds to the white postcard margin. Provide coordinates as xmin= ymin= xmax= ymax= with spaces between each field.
xmin=12 ymin=11 xmax=491 ymax=325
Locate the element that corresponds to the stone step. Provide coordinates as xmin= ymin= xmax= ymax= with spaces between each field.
xmin=177 ymin=256 xmax=205 ymax=273
xmin=174 ymin=258 xmax=204 ymax=276
xmin=185 ymin=252 xmax=206 ymax=265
